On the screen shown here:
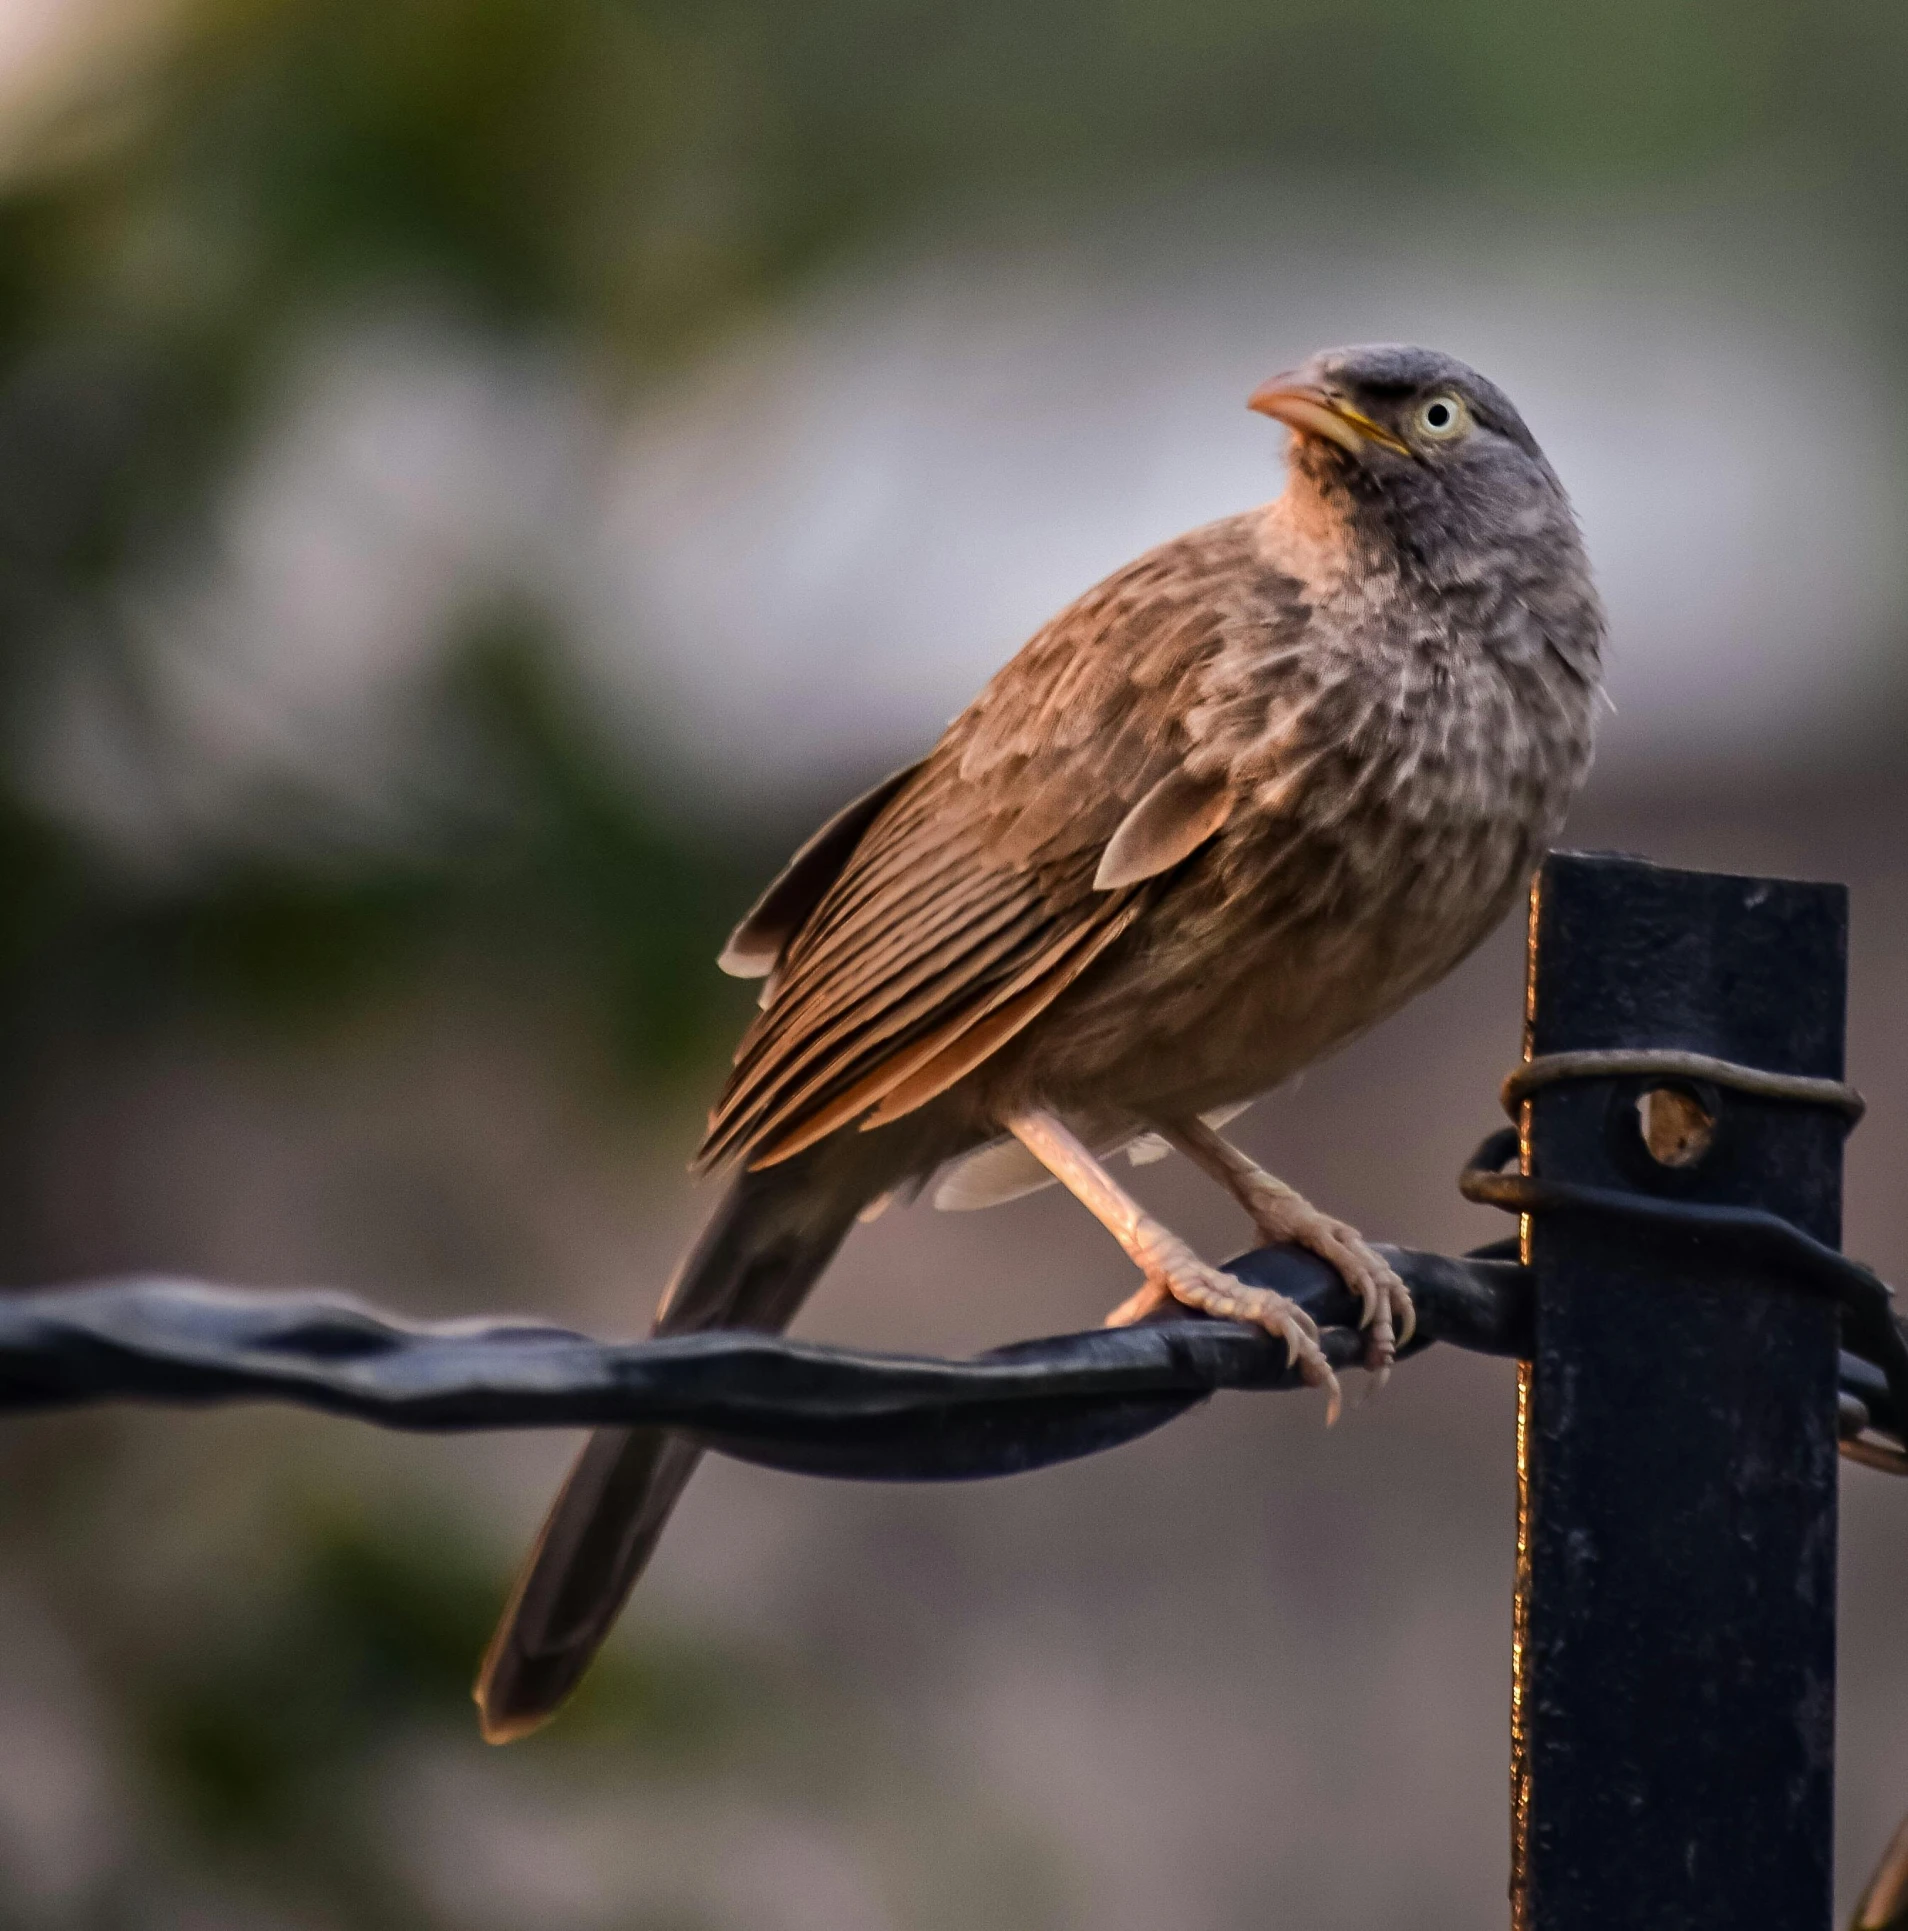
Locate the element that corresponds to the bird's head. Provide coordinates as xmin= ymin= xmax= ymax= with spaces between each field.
xmin=1250 ymin=344 xmax=1571 ymax=572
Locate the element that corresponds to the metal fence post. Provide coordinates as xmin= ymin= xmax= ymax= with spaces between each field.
xmin=1511 ymin=852 xmax=1846 ymax=1929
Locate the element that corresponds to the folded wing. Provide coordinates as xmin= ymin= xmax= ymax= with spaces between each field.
xmin=697 ymin=513 xmax=1304 ymax=1171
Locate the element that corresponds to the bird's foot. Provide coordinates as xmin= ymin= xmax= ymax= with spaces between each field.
xmin=1104 ymin=1229 xmax=1342 ymax=1424
xmin=1153 ymin=1118 xmax=1413 ymax=1386
xmin=1236 ymin=1180 xmax=1414 ymax=1382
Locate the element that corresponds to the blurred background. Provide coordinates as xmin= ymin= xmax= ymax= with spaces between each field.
xmin=2 ymin=0 xmax=1908 ymax=1924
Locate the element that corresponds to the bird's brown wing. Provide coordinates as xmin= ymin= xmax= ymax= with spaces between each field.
xmin=697 ymin=512 xmax=1294 ymax=1171
xmin=717 ymin=760 xmax=926 ymax=979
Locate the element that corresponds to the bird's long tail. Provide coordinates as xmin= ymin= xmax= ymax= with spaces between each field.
xmin=474 ymin=1141 xmax=876 ymax=1742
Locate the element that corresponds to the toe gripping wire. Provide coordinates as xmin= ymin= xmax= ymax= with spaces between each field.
xmin=1460 ymin=1047 xmax=1908 ymax=1475
xmin=0 ymin=1046 xmax=1896 ymax=1483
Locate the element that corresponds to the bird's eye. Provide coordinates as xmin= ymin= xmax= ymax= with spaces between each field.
xmin=1415 ymin=394 xmax=1468 ymax=441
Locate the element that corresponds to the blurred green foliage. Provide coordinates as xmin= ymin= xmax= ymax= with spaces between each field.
xmin=0 ymin=620 xmax=760 ymax=1274
xmin=1 ymin=1 xmax=1906 ymax=1923
xmin=0 ymin=1433 xmax=1061 ymax=1930
xmin=132 ymin=1498 xmax=774 ymax=1927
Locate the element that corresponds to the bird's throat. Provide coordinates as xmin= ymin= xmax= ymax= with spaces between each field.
xmin=1258 ymin=476 xmax=1358 ymax=601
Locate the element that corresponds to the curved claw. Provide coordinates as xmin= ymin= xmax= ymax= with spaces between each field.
xmin=1316 ymin=1364 xmax=1344 ymax=1429
xmin=1111 ymin=1251 xmax=1342 ymax=1423
xmin=1395 ymin=1287 xmax=1418 ymax=1349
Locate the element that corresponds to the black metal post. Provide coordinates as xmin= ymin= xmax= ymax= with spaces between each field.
xmin=1512 ymin=853 xmax=1846 ymax=1930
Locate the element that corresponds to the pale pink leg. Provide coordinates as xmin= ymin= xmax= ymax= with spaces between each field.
xmin=1006 ymin=1109 xmax=1340 ymax=1421
xmin=1160 ymin=1114 xmax=1414 ymax=1380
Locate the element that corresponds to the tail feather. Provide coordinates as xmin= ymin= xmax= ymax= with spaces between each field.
xmin=475 ymin=1145 xmax=874 ymax=1742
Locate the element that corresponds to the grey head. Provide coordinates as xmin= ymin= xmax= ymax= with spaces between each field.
xmin=1250 ymin=342 xmax=1602 ymax=678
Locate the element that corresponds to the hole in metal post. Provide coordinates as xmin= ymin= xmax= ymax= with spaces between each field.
xmin=1636 ymin=1085 xmax=1716 ymax=1168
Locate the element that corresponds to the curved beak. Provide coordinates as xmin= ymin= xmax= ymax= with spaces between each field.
xmin=1248 ymin=376 xmax=1412 ymax=458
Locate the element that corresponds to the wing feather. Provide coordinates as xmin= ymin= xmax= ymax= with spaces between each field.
xmin=753 ymin=848 xmax=1008 ymax=1030
xmin=719 ymin=858 xmax=1026 ymax=1096
xmin=703 ymin=896 xmax=1049 ymax=1165
xmin=747 ymin=895 xmax=1141 ymax=1166
xmin=718 ymin=761 xmax=925 ymax=976
xmin=696 ymin=510 xmax=1317 ymax=1170
xmin=854 ymin=901 xmax=1144 ymax=1129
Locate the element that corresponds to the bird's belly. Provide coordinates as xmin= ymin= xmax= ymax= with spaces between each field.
xmin=985 ymin=801 xmax=1539 ymax=1125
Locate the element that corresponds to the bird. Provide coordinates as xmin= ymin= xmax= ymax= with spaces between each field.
xmin=475 ymin=342 xmax=1604 ymax=1742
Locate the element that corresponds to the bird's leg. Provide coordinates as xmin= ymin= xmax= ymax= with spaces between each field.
xmin=1005 ymin=1109 xmax=1340 ymax=1420
xmin=1157 ymin=1114 xmax=1414 ymax=1379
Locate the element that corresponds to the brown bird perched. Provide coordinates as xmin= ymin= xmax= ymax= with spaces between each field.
xmin=476 ymin=343 xmax=1604 ymax=1741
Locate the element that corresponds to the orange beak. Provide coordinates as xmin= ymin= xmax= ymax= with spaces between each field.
xmin=1248 ymin=377 xmax=1412 ymax=457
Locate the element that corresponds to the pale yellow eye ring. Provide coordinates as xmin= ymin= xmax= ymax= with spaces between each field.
xmin=1415 ymin=393 xmax=1468 ymax=441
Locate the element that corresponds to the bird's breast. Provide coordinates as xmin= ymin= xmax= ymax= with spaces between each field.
xmin=1016 ymin=592 xmax=1595 ymax=1119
